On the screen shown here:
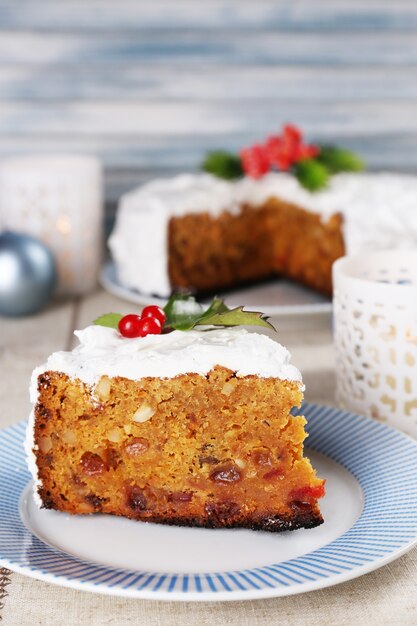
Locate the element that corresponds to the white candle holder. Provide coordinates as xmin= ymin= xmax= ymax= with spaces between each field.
xmin=0 ymin=155 xmax=103 ymax=295
xmin=333 ymin=251 xmax=417 ymax=437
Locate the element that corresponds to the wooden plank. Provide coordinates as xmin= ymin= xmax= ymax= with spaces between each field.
xmin=2 ymin=131 xmax=417 ymax=204
xmin=1 ymin=100 xmax=417 ymax=137
xmin=1 ymin=1 xmax=417 ymax=32
xmin=2 ymin=31 xmax=417 ymax=66
xmin=2 ymin=65 xmax=417 ymax=101
xmin=0 ymin=299 xmax=76 ymax=426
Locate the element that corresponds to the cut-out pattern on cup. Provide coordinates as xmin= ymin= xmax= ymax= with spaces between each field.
xmin=333 ymin=251 xmax=417 ymax=438
xmin=0 ymin=156 xmax=103 ymax=295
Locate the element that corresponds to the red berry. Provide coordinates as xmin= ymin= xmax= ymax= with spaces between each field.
xmin=240 ymin=144 xmax=270 ymax=179
xmin=283 ymin=124 xmax=303 ymax=145
xmin=265 ymin=136 xmax=296 ymax=171
xmin=141 ymin=305 xmax=166 ymax=327
xmin=118 ymin=314 xmax=143 ymax=338
xmin=136 ymin=316 xmax=162 ymax=337
xmin=294 ymin=143 xmax=319 ymax=161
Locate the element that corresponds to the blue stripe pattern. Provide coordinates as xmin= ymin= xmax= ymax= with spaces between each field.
xmin=1 ymin=404 xmax=417 ymax=599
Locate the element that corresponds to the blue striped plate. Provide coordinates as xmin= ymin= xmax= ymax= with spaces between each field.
xmin=2 ymin=403 xmax=417 ymax=601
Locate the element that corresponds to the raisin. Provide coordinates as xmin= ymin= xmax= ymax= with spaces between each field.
xmin=252 ymin=448 xmax=272 ymax=466
xmin=78 ymin=413 xmax=93 ymax=421
xmin=209 ymin=464 xmax=241 ymax=484
xmin=124 ymin=437 xmax=149 ymax=456
xmin=290 ymin=500 xmax=312 ymax=513
xmin=168 ymin=491 xmax=193 ymax=503
xmin=38 ymin=405 xmax=53 ymax=421
xmin=85 ymin=494 xmax=109 ymax=511
xmin=80 ymin=452 xmax=108 ymax=475
xmin=105 ymin=446 xmax=121 ymax=469
xmin=126 ymin=486 xmax=148 ymax=512
xmin=205 ymin=500 xmax=241 ymax=522
xmin=199 ymin=455 xmax=219 ymax=466
xmin=43 ymin=453 xmax=54 ymax=468
xmin=72 ymin=473 xmax=86 ymax=486
xmin=38 ymin=374 xmax=51 ymax=389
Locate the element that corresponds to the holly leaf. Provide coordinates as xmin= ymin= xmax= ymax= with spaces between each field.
xmin=317 ymin=145 xmax=365 ymax=173
xmin=163 ymin=294 xmax=206 ymax=331
xmin=93 ymin=312 xmax=123 ymax=329
xmin=293 ymin=159 xmax=330 ymax=192
xmin=164 ymin=294 xmax=275 ymax=331
xmin=202 ymin=151 xmax=244 ymax=180
xmin=200 ymin=305 xmax=275 ymax=330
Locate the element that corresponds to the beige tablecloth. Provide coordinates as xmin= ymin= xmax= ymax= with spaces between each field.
xmin=1 ymin=290 xmax=416 ymax=625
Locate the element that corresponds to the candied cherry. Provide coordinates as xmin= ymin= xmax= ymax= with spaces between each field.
xmin=118 ymin=314 xmax=143 ymax=338
xmin=141 ymin=305 xmax=166 ymax=327
xmin=289 ymin=483 xmax=326 ymax=503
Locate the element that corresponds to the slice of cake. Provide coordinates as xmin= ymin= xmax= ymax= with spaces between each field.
xmin=26 ymin=298 xmax=325 ymax=532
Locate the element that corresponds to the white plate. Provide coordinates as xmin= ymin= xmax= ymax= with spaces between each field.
xmin=100 ymin=261 xmax=332 ymax=316
xmin=3 ymin=404 xmax=417 ymax=601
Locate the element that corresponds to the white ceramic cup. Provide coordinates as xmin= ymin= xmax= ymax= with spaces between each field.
xmin=0 ymin=155 xmax=103 ymax=295
xmin=333 ymin=251 xmax=417 ymax=438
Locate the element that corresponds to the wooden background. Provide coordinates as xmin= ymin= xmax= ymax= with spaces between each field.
xmin=1 ymin=0 xmax=417 ymax=212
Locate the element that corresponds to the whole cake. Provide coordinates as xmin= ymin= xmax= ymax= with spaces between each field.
xmin=109 ymin=127 xmax=417 ymax=298
xmin=26 ymin=297 xmax=325 ymax=532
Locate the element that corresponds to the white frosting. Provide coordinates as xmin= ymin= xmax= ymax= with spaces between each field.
xmin=30 ymin=326 xmax=301 ymax=397
xmin=109 ymin=171 xmax=417 ymax=297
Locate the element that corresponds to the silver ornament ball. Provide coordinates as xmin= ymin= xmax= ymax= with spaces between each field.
xmin=0 ymin=231 xmax=57 ymax=316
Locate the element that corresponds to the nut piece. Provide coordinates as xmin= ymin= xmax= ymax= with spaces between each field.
xmin=38 ymin=435 xmax=52 ymax=453
xmin=132 ymin=404 xmax=155 ymax=423
xmin=61 ymin=430 xmax=77 ymax=445
xmin=107 ymin=428 xmax=121 ymax=443
xmin=221 ymin=381 xmax=235 ymax=396
xmin=95 ymin=377 xmax=111 ymax=401
xmin=234 ymin=458 xmax=246 ymax=469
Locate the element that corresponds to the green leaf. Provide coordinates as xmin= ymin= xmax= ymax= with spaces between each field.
xmin=293 ymin=159 xmax=330 ymax=192
xmin=164 ymin=294 xmax=206 ymax=331
xmin=317 ymin=145 xmax=365 ymax=173
xmin=164 ymin=294 xmax=275 ymax=331
xmin=93 ymin=312 xmax=123 ymax=329
xmin=202 ymin=151 xmax=244 ymax=180
xmin=199 ymin=306 xmax=275 ymax=330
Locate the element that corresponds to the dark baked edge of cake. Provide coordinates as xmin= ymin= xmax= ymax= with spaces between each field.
xmin=38 ymin=492 xmax=323 ymax=533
